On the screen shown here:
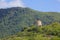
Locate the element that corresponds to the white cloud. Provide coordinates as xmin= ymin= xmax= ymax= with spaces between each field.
xmin=0 ymin=0 xmax=25 ymax=8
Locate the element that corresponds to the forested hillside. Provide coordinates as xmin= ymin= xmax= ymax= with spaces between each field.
xmin=1 ymin=22 xmax=60 ymax=40
xmin=0 ymin=7 xmax=60 ymax=38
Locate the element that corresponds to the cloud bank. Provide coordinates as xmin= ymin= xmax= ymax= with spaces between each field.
xmin=0 ymin=0 xmax=25 ymax=8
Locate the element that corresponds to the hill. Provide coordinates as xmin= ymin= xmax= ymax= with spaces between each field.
xmin=1 ymin=22 xmax=60 ymax=40
xmin=0 ymin=7 xmax=60 ymax=38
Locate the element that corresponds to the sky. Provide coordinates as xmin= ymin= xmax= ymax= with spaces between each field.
xmin=0 ymin=0 xmax=60 ymax=12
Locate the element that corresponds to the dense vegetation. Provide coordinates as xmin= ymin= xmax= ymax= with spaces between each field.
xmin=1 ymin=22 xmax=60 ymax=40
xmin=0 ymin=7 xmax=60 ymax=39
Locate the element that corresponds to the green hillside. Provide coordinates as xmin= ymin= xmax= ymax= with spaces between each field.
xmin=1 ymin=22 xmax=60 ymax=40
xmin=0 ymin=7 xmax=60 ymax=38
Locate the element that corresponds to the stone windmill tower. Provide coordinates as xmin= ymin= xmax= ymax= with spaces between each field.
xmin=36 ymin=19 xmax=42 ymax=27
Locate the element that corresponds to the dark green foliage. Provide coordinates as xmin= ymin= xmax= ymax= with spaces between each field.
xmin=0 ymin=7 xmax=60 ymax=38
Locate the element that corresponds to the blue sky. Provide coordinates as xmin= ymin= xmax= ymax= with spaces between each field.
xmin=23 ymin=0 xmax=60 ymax=12
xmin=0 ymin=0 xmax=60 ymax=12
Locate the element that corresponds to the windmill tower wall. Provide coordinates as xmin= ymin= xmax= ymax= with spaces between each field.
xmin=37 ymin=20 xmax=42 ymax=26
xmin=35 ymin=19 xmax=42 ymax=27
